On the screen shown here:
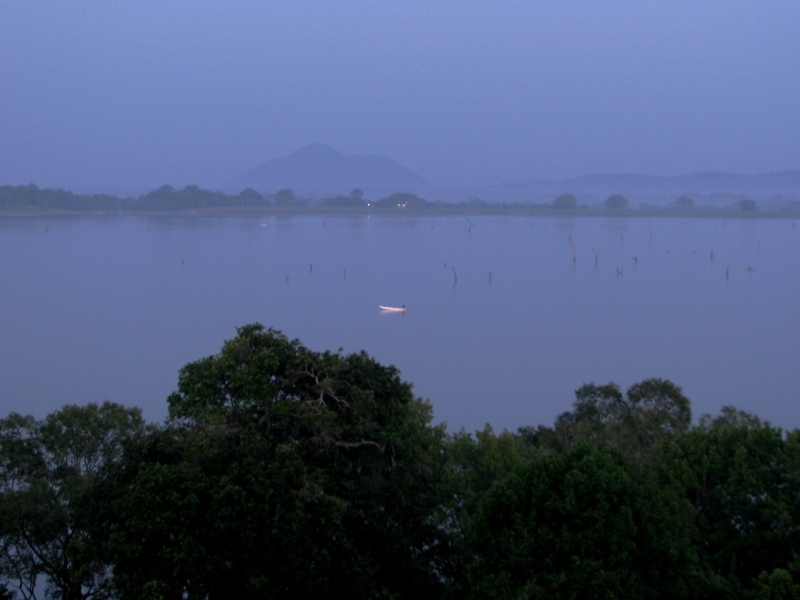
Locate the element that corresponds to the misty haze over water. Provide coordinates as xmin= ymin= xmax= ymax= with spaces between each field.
xmin=1 ymin=214 xmax=797 ymax=432
xmin=2 ymin=4 xmax=799 ymax=194
xmin=2 ymin=3 xmax=800 ymax=435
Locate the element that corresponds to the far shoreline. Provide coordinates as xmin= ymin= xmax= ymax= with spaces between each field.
xmin=1 ymin=205 xmax=798 ymax=220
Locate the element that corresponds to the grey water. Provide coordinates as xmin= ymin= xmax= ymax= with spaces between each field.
xmin=1 ymin=214 xmax=798 ymax=433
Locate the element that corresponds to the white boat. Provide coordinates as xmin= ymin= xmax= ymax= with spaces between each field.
xmin=379 ymin=305 xmax=406 ymax=312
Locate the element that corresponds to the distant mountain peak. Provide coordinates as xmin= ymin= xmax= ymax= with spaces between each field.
xmin=291 ymin=142 xmax=341 ymax=157
xmin=236 ymin=144 xmax=430 ymax=195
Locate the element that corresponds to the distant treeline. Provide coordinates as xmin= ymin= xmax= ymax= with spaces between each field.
xmin=2 ymin=324 xmax=800 ymax=599
xmin=0 ymin=184 xmax=471 ymax=212
xmin=2 ymin=183 xmax=799 ymax=214
xmin=0 ymin=183 xmax=269 ymax=211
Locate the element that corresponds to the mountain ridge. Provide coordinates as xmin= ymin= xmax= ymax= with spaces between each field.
xmin=458 ymin=170 xmax=800 ymax=204
xmin=234 ymin=143 xmax=430 ymax=196
xmin=230 ymin=143 xmax=797 ymax=202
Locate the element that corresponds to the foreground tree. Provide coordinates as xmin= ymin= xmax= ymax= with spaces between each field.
xmin=656 ymin=408 xmax=800 ymax=594
xmin=91 ymin=324 xmax=447 ymax=599
xmin=463 ymin=442 xmax=703 ymax=599
xmin=0 ymin=403 xmax=147 ymax=600
xmin=522 ymin=378 xmax=692 ymax=465
xmin=439 ymin=426 xmax=537 ymax=594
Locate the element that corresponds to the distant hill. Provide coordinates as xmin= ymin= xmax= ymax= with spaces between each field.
xmin=458 ymin=170 xmax=800 ymax=205
xmin=233 ymin=143 xmax=430 ymax=196
xmin=566 ymin=171 xmax=800 ymax=195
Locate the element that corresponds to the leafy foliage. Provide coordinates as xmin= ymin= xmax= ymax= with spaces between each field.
xmin=439 ymin=426 xmax=537 ymax=595
xmin=656 ymin=408 xmax=800 ymax=594
xmin=0 ymin=403 xmax=147 ymax=600
xmin=522 ymin=378 xmax=691 ymax=465
xmin=464 ymin=442 xmax=701 ymax=599
xmin=3 ymin=325 xmax=799 ymax=599
xmin=90 ymin=324 xmax=447 ymax=599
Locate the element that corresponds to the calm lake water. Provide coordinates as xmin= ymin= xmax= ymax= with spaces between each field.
xmin=1 ymin=213 xmax=798 ymax=432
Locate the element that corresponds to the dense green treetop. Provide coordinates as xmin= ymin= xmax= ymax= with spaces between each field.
xmin=520 ymin=378 xmax=692 ymax=466
xmin=2 ymin=326 xmax=800 ymax=599
xmin=655 ymin=408 xmax=800 ymax=594
xmin=0 ymin=403 xmax=147 ymax=600
xmin=464 ymin=441 xmax=703 ymax=599
xmin=90 ymin=324 xmax=448 ymax=599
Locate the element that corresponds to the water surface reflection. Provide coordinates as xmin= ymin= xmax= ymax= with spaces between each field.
xmin=0 ymin=214 xmax=797 ymax=432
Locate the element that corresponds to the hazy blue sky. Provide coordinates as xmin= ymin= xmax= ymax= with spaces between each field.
xmin=2 ymin=2 xmax=798 ymax=192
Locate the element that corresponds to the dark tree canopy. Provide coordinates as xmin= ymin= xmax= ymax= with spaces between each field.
xmin=4 ymin=323 xmax=800 ymax=599
xmin=90 ymin=324 xmax=447 ymax=599
xmin=522 ymin=378 xmax=691 ymax=465
xmin=0 ymin=403 xmax=147 ymax=600
xmin=656 ymin=409 xmax=800 ymax=593
xmin=464 ymin=442 xmax=702 ymax=599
